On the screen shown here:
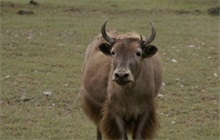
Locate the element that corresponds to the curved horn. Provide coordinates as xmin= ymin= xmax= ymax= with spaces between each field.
xmin=101 ymin=20 xmax=115 ymax=45
xmin=144 ymin=21 xmax=156 ymax=45
xmin=140 ymin=35 xmax=143 ymax=42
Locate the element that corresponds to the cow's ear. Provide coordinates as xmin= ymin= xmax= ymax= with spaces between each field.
xmin=99 ymin=43 xmax=112 ymax=55
xmin=142 ymin=45 xmax=158 ymax=58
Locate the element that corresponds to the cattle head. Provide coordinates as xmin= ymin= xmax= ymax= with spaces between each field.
xmin=99 ymin=20 xmax=158 ymax=86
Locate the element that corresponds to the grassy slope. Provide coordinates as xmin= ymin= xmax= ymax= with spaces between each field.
xmin=1 ymin=0 xmax=219 ymax=139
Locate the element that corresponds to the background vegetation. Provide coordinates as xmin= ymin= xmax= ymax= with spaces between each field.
xmin=1 ymin=0 xmax=219 ymax=139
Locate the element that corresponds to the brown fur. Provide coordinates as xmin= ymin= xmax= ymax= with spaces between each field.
xmin=81 ymin=30 xmax=162 ymax=139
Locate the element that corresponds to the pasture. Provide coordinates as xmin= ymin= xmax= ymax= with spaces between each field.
xmin=1 ymin=0 xmax=219 ymax=139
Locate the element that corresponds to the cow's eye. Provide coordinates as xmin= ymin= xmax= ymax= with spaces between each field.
xmin=111 ymin=51 xmax=116 ymax=57
xmin=136 ymin=51 xmax=142 ymax=57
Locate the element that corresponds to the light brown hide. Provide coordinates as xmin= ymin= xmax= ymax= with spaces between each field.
xmin=81 ymin=30 xmax=162 ymax=139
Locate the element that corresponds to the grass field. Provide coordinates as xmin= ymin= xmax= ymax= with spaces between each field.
xmin=1 ymin=0 xmax=219 ymax=139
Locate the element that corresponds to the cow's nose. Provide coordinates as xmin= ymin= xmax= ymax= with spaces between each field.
xmin=114 ymin=72 xmax=129 ymax=80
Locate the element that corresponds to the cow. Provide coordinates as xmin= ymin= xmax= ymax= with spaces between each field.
xmin=80 ymin=20 xmax=162 ymax=140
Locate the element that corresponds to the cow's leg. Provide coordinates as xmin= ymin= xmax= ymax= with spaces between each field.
xmin=132 ymin=104 xmax=158 ymax=139
xmin=96 ymin=127 xmax=102 ymax=140
xmin=101 ymin=109 xmax=127 ymax=140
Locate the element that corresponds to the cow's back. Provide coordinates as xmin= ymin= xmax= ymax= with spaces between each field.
xmin=81 ymin=36 xmax=111 ymax=124
xmin=143 ymin=53 xmax=162 ymax=97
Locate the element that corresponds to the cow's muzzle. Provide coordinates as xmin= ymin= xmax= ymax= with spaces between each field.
xmin=112 ymin=69 xmax=134 ymax=85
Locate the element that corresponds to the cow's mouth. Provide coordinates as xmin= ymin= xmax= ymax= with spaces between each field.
xmin=114 ymin=80 xmax=130 ymax=85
